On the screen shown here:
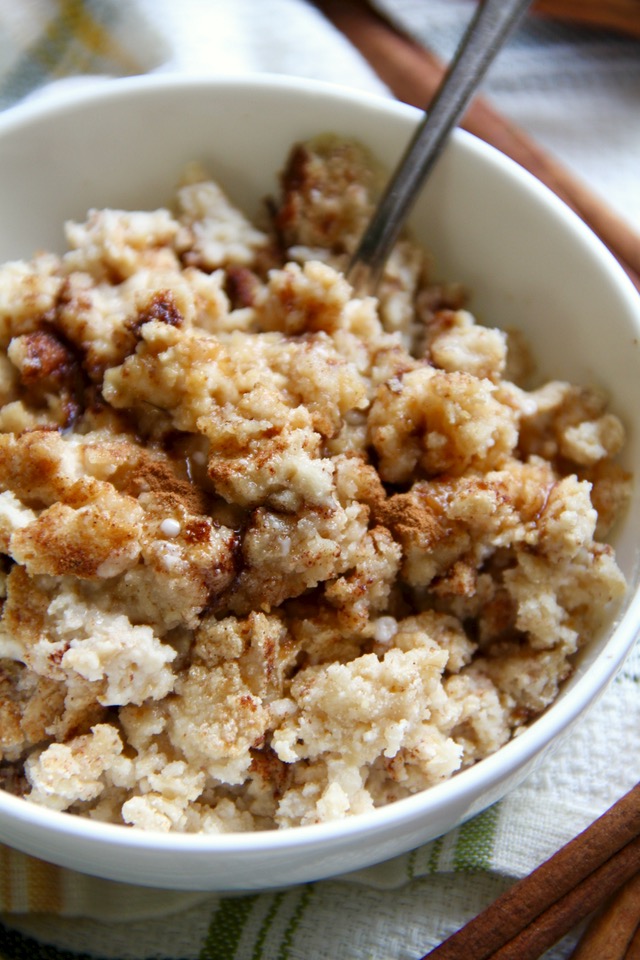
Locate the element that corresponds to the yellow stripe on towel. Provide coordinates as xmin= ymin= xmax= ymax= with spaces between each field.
xmin=63 ymin=0 xmax=143 ymax=72
xmin=0 ymin=846 xmax=64 ymax=914
xmin=40 ymin=0 xmax=146 ymax=78
xmin=25 ymin=855 xmax=64 ymax=915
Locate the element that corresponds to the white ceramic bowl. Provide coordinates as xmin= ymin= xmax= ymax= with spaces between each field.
xmin=0 ymin=74 xmax=639 ymax=891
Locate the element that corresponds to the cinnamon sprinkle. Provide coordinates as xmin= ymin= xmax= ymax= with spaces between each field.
xmin=373 ymin=490 xmax=445 ymax=548
xmin=122 ymin=453 xmax=210 ymax=517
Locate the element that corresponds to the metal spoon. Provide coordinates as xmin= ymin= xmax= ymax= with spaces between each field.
xmin=347 ymin=0 xmax=532 ymax=294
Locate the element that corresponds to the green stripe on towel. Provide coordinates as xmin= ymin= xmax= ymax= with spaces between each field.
xmin=453 ymin=804 xmax=500 ymax=873
xmin=200 ymin=895 xmax=259 ymax=960
xmin=275 ymin=886 xmax=315 ymax=960
xmin=200 ymin=886 xmax=315 ymax=960
xmin=251 ymin=891 xmax=287 ymax=960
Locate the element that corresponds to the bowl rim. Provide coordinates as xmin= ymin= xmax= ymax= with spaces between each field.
xmin=1 ymin=70 xmax=638 ymax=304
xmin=0 ymin=71 xmax=639 ymax=860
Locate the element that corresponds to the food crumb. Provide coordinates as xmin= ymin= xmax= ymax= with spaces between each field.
xmin=160 ymin=518 xmax=182 ymax=538
xmin=0 ymin=135 xmax=629 ymax=832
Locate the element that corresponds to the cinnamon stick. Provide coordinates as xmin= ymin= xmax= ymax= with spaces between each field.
xmin=311 ymin=0 xmax=640 ymax=291
xmin=416 ymin=783 xmax=640 ymax=959
xmin=534 ymin=0 xmax=640 ymax=38
xmin=487 ymin=840 xmax=640 ymax=960
xmin=569 ymin=870 xmax=640 ymax=959
xmin=624 ymin=921 xmax=640 ymax=959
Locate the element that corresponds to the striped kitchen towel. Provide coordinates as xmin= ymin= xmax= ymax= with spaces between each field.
xmin=0 ymin=2 xmax=639 ymax=958
xmin=0 ymin=0 xmax=168 ymax=110
xmin=0 ymin=0 xmax=386 ymax=112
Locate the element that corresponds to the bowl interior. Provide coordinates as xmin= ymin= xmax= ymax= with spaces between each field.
xmin=0 ymin=75 xmax=639 ymax=889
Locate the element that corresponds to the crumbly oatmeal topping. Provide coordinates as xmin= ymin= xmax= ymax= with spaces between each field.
xmin=0 ymin=135 xmax=630 ymax=831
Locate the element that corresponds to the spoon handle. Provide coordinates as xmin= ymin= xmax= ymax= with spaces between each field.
xmin=347 ymin=0 xmax=532 ymax=294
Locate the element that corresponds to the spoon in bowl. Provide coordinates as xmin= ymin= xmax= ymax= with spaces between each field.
xmin=347 ymin=0 xmax=533 ymax=295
